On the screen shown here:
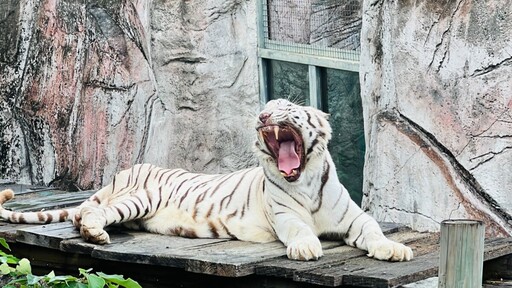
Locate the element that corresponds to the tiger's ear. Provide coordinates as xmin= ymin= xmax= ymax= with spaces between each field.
xmin=323 ymin=112 xmax=330 ymax=121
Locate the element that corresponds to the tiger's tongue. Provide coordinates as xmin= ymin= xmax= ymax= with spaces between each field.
xmin=278 ymin=141 xmax=300 ymax=175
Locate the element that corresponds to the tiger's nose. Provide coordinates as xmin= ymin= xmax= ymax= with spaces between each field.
xmin=259 ymin=112 xmax=271 ymax=124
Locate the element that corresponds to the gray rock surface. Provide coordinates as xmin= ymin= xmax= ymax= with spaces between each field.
xmin=0 ymin=0 xmax=259 ymax=190
xmin=360 ymin=0 xmax=512 ymax=236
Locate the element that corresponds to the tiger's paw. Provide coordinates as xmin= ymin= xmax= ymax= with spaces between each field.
xmin=79 ymin=207 xmax=110 ymax=244
xmin=286 ymin=235 xmax=323 ymax=261
xmin=367 ymin=239 xmax=413 ymax=261
xmin=80 ymin=225 xmax=111 ymax=244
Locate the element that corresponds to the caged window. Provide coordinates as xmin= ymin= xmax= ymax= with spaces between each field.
xmin=257 ymin=0 xmax=364 ymax=205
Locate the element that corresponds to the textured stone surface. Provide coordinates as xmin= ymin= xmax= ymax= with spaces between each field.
xmin=360 ymin=0 xmax=512 ymax=236
xmin=0 ymin=0 xmax=259 ymax=190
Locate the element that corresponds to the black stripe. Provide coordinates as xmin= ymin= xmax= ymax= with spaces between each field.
xmin=155 ymin=186 xmax=163 ymax=210
xmin=111 ymin=176 xmax=117 ymax=194
xmin=336 ymin=197 xmax=351 ymax=224
xmin=306 ymin=111 xmax=317 ymax=128
xmin=312 ymin=161 xmax=329 ymax=214
xmin=143 ymin=166 xmax=156 ymax=190
xmin=265 ymin=174 xmax=306 ymax=209
xmin=165 ymin=170 xmax=188 ymax=187
xmin=307 ymin=138 xmax=319 ymax=156
xmin=220 ymin=170 xmax=250 ymax=209
xmin=219 ymin=220 xmax=236 ymax=239
xmin=121 ymin=202 xmax=132 ymax=219
xmin=208 ymin=221 xmax=219 ymax=238
xmin=273 ymin=200 xmax=293 ymax=211
xmin=344 ymin=212 xmax=365 ymax=239
xmin=115 ymin=206 xmax=125 ymax=222
xmin=332 ymin=188 xmax=344 ymax=208
xmin=178 ymin=186 xmax=195 ymax=208
xmin=45 ymin=214 xmax=53 ymax=224
xmin=351 ymin=219 xmax=372 ymax=247
xmin=209 ymin=170 xmax=245 ymax=196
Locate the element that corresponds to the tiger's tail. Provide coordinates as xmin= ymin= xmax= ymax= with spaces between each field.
xmin=0 ymin=189 xmax=76 ymax=224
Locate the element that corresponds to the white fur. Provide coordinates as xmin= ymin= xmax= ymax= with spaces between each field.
xmin=0 ymin=99 xmax=413 ymax=262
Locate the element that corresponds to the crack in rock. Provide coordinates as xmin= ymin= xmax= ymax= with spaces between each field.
xmin=427 ymin=0 xmax=464 ymax=72
xmin=379 ymin=111 xmax=512 ymax=236
xmin=383 ymin=205 xmax=440 ymax=225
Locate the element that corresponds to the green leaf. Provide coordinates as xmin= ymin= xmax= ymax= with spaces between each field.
xmin=48 ymin=274 xmax=79 ymax=283
xmin=0 ymin=252 xmax=19 ymax=264
xmin=15 ymin=258 xmax=32 ymax=275
xmin=86 ymin=273 xmax=106 ymax=288
xmin=7 ymin=275 xmax=28 ymax=285
xmin=27 ymin=274 xmax=43 ymax=285
xmin=96 ymin=272 xmax=142 ymax=288
xmin=0 ymin=262 xmax=13 ymax=275
xmin=76 ymin=282 xmax=89 ymax=288
xmin=0 ymin=238 xmax=11 ymax=251
xmin=79 ymin=267 xmax=93 ymax=277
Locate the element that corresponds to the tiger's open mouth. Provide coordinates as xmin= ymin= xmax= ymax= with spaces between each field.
xmin=258 ymin=124 xmax=304 ymax=182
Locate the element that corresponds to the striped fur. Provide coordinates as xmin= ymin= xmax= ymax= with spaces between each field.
xmin=0 ymin=99 xmax=413 ymax=261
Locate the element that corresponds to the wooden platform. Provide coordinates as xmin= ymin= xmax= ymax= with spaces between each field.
xmin=1 ymin=183 xmax=511 ymax=287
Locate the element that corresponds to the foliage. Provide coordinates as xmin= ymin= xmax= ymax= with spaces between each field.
xmin=0 ymin=238 xmax=141 ymax=288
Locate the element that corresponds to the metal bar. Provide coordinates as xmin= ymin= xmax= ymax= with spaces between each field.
xmin=256 ymin=0 xmax=266 ymax=49
xmin=258 ymin=48 xmax=359 ymax=72
xmin=258 ymin=57 xmax=270 ymax=105
xmin=308 ymin=65 xmax=322 ymax=109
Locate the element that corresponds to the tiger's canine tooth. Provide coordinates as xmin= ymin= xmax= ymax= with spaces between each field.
xmin=259 ymin=129 xmax=264 ymax=140
xmin=274 ymin=126 xmax=279 ymax=140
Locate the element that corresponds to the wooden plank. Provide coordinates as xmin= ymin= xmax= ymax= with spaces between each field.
xmin=61 ymin=230 xmax=230 ymax=267
xmin=65 ymin=231 xmax=335 ymax=277
xmin=341 ymin=252 xmax=439 ymax=288
xmin=4 ymin=190 xmax=94 ymax=211
xmin=292 ymin=231 xmax=440 ymax=287
xmin=483 ymin=238 xmax=512 ymax=261
xmin=294 ymin=236 xmax=512 ymax=287
xmin=15 ymin=221 xmax=81 ymax=249
xmin=0 ymin=183 xmax=52 ymax=195
xmin=438 ymin=220 xmax=485 ymax=288
xmin=0 ymin=222 xmax=36 ymax=242
xmin=255 ymin=225 xmax=426 ymax=280
xmin=183 ymin=240 xmax=342 ymax=277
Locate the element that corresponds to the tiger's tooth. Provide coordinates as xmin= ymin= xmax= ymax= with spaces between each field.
xmin=259 ymin=129 xmax=264 ymax=140
xmin=274 ymin=126 xmax=279 ymax=140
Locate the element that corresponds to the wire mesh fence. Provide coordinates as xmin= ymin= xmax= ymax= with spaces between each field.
xmin=261 ymin=0 xmax=361 ymax=62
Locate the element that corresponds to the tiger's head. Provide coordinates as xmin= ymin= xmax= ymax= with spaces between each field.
xmin=254 ymin=99 xmax=332 ymax=183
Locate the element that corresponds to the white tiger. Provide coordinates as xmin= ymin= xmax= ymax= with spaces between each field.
xmin=0 ymin=99 xmax=413 ymax=261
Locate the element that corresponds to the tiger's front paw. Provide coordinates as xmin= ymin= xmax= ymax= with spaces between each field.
xmin=367 ymin=239 xmax=413 ymax=261
xmin=286 ymin=235 xmax=323 ymax=261
xmin=80 ymin=225 xmax=111 ymax=244
xmin=79 ymin=207 xmax=110 ymax=244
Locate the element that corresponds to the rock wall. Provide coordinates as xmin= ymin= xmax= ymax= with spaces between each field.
xmin=360 ymin=0 xmax=512 ymax=236
xmin=0 ymin=0 xmax=259 ymax=190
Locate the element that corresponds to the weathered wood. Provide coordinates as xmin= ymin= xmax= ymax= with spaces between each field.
xmin=255 ymin=225 xmax=422 ymax=280
xmin=3 ymin=190 xmax=94 ymax=212
xmin=0 ymin=183 xmax=52 ymax=195
xmin=62 ymin=230 xmax=229 ymax=267
xmin=16 ymin=221 xmax=80 ymax=249
xmin=438 ymin=220 xmax=485 ymax=288
xmin=291 ymin=231 xmax=440 ymax=287
xmin=0 ymin=222 xmax=35 ymax=242
xmin=1 ymin=190 xmax=512 ymax=287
